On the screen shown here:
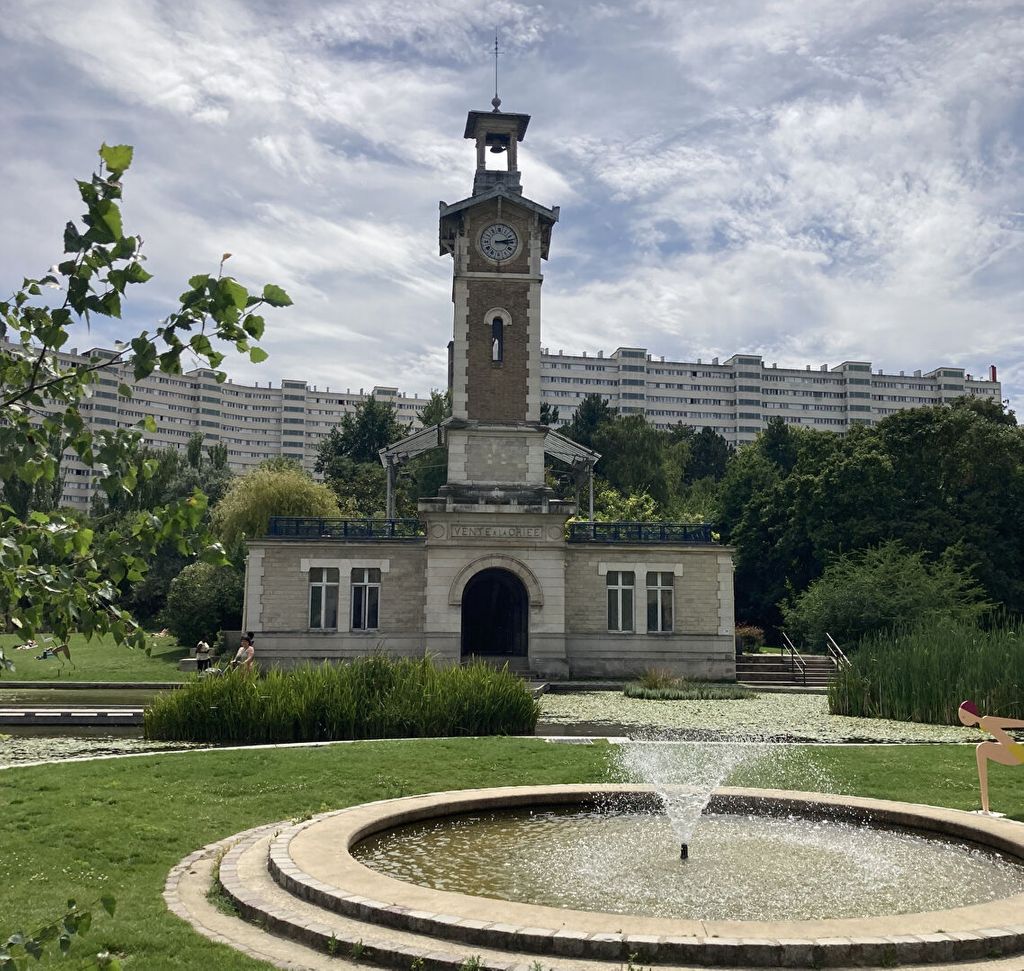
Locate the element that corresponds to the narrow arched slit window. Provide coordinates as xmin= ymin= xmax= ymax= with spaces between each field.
xmin=491 ymin=316 xmax=504 ymax=363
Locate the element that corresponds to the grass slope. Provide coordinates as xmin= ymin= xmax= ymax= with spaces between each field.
xmin=1 ymin=740 xmax=1023 ymax=968
xmin=0 ymin=632 xmax=188 ymax=683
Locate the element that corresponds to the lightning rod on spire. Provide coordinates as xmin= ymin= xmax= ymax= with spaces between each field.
xmin=491 ymin=30 xmax=502 ymax=111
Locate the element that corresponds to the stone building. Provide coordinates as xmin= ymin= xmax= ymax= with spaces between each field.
xmin=243 ymin=100 xmax=735 ymax=679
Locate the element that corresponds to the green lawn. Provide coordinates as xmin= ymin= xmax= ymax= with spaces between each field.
xmin=1 ymin=739 xmax=1022 ymax=969
xmin=0 ymin=632 xmax=189 ymax=682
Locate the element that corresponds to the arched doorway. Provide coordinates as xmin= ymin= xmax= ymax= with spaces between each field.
xmin=460 ymin=568 xmax=529 ymax=659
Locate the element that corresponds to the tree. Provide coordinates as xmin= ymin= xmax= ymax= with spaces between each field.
xmin=539 ymin=401 xmax=560 ymax=425
xmin=564 ymin=393 xmax=613 ymax=450
xmin=400 ymin=389 xmax=451 ymax=508
xmin=685 ymin=426 xmax=733 ymax=482
xmin=419 ymin=388 xmax=451 ymax=427
xmin=592 ymin=414 xmax=674 ymax=509
xmin=213 ymin=465 xmax=342 ymax=548
xmin=162 ymin=561 xmax=244 ymax=648
xmin=0 ymin=143 xmax=289 ymax=673
xmin=316 ymin=395 xmax=407 ymax=469
xmin=781 ymin=540 xmax=992 ymax=649
xmin=591 ymin=485 xmax=659 ymax=522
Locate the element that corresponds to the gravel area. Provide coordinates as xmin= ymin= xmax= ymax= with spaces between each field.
xmin=538 ymin=691 xmax=986 ymax=743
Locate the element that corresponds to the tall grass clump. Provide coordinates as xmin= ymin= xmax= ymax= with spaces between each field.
xmin=144 ymin=656 xmax=539 ymax=743
xmin=625 ymin=668 xmax=756 ymax=700
xmin=828 ymin=616 xmax=1024 ymax=724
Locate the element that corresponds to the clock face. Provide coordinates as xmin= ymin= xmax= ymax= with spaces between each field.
xmin=479 ymin=222 xmax=519 ymax=261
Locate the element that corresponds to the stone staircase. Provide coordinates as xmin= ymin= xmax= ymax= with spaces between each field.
xmin=735 ymin=652 xmax=837 ymax=692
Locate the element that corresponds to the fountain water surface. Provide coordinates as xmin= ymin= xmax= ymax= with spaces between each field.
xmin=353 ymin=742 xmax=1024 ymax=922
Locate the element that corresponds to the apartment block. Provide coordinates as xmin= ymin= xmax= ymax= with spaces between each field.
xmin=28 ymin=345 xmax=430 ymax=511
xmin=540 ymin=347 xmax=1002 ymax=445
xmin=12 ymin=343 xmax=1000 ymax=510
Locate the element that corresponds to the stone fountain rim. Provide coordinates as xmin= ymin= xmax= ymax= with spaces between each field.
xmin=267 ymin=784 xmax=1024 ymax=967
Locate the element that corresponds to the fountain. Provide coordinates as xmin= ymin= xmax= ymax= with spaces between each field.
xmin=172 ymin=742 xmax=1024 ymax=969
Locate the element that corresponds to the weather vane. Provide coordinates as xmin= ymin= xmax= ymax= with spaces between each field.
xmin=492 ymin=30 xmax=502 ymax=111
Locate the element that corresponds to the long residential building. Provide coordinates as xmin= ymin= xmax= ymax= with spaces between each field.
xmin=18 ymin=343 xmax=1001 ymax=509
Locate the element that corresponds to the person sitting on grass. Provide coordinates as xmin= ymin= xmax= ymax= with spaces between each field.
xmin=958 ymin=700 xmax=1024 ymax=814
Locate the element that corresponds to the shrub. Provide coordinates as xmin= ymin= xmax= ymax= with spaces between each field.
xmin=144 ymin=656 xmax=540 ymax=743
xmin=781 ymin=541 xmax=991 ymax=650
xmin=828 ymin=616 xmax=1024 ymax=724
xmin=636 ymin=667 xmax=679 ymax=690
xmin=734 ymin=623 xmax=765 ymax=652
xmin=161 ymin=562 xmax=243 ymax=648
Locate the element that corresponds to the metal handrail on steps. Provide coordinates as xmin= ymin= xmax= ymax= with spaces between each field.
xmin=780 ymin=631 xmax=807 ymax=686
xmin=824 ymin=632 xmax=851 ymax=670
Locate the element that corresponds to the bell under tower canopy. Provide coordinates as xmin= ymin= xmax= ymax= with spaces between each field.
xmin=465 ymin=109 xmax=531 ymax=196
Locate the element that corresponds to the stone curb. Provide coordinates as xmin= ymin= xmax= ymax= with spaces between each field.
xmin=265 ymin=785 xmax=1024 ymax=968
xmin=212 ymin=823 xmax=529 ymax=970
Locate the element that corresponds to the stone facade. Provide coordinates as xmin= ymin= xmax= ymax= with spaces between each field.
xmin=245 ymin=526 xmax=736 ymax=680
xmin=244 ymin=101 xmax=737 ymax=681
xmin=248 ymin=540 xmax=427 ymax=668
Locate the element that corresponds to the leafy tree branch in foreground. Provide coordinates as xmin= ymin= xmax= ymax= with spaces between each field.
xmin=0 ymin=143 xmax=291 ymax=672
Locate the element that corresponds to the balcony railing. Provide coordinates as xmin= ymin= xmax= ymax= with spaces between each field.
xmin=567 ymin=521 xmax=715 ymax=544
xmin=267 ymin=517 xmax=425 ymax=540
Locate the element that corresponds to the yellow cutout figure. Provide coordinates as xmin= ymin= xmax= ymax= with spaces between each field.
xmin=958 ymin=700 xmax=1024 ymax=814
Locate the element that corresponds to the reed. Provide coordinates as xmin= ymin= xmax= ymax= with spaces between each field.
xmin=624 ymin=679 xmax=756 ymax=700
xmin=828 ymin=617 xmax=1024 ymax=724
xmin=143 ymin=656 xmax=539 ymax=743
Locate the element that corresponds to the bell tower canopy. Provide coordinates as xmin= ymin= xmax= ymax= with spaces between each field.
xmin=465 ymin=109 xmax=531 ymax=196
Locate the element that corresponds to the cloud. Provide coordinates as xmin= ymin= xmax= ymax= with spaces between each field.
xmin=1 ymin=0 xmax=1021 ymax=413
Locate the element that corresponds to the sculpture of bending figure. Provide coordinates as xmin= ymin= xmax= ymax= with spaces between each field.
xmin=958 ymin=700 xmax=1024 ymax=814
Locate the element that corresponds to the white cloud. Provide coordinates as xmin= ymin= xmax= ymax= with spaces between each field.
xmin=1 ymin=0 xmax=1022 ymax=413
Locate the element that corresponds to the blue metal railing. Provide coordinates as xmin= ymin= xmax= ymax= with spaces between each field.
xmin=267 ymin=517 xmax=425 ymax=540
xmin=566 ymin=521 xmax=715 ymax=544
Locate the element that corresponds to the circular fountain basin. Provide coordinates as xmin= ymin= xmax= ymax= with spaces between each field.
xmin=268 ymin=785 xmax=1024 ymax=967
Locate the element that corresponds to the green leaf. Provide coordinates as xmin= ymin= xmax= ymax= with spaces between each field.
xmin=117 ymin=383 xmax=133 ymax=398
xmin=125 ymin=262 xmax=152 ymax=284
xmin=262 ymin=283 xmax=292 ymax=307
xmin=100 ymin=895 xmax=116 ymax=918
xmin=219 ymin=278 xmax=248 ymax=310
xmin=96 ymin=200 xmax=123 ymax=241
xmin=63 ymin=221 xmax=85 ymax=253
xmin=99 ymin=143 xmax=134 ymax=176
xmin=249 ymin=346 xmax=269 ymax=364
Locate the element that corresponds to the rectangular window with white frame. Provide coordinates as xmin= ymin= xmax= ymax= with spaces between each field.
xmin=646 ymin=571 xmax=674 ymax=633
xmin=606 ymin=571 xmax=635 ymax=632
xmin=351 ymin=567 xmax=381 ymax=631
xmin=308 ymin=567 xmax=339 ymax=630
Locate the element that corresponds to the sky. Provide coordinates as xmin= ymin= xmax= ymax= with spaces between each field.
xmin=2 ymin=0 xmax=1022 ymax=411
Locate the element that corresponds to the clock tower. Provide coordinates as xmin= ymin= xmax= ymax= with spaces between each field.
xmin=437 ymin=105 xmax=560 ymax=503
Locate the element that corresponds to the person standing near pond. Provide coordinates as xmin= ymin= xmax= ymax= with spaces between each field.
xmin=231 ymin=633 xmax=255 ymax=673
xmin=195 ymin=638 xmax=212 ymax=673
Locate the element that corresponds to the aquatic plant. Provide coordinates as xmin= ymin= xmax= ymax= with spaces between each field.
xmin=144 ymin=655 xmax=539 ymax=743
